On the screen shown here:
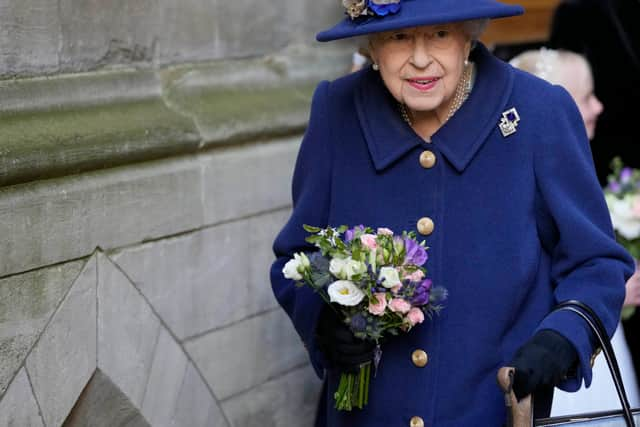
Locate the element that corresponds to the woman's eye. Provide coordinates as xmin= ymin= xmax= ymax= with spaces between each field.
xmin=390 ymin=33 xmax=409 ymax=41
xmin=434 ymin=30 xmax=449 ymax=38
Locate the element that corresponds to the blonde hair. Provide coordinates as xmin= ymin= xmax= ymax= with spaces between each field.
xmin=509 ymin=48 xmax=590 ymax=85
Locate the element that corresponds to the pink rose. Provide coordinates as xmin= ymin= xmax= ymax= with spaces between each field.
xmin=388 ymin=298 xmax=411 ymax=314
xmin=406 ymin=270 xmax=425 ymax=282
xmin=377 ymin=227 xmax=394 ymax=236
xmin=360 ymin=234 xmax=378 ymax=250
xmin=406 ymin=307 xmax=425 ymax=326
xmin=368 ymin=293 xmax=387 ymax=316
xmin=632 ymin=197 xmax=640 ymax=218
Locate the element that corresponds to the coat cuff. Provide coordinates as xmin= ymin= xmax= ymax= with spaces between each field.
xmin=535 ymin=309 xmax=596 ymax=391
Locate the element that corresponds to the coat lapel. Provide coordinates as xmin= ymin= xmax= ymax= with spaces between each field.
xmin=355 ymin=68 xmax=423 ymax=172
xmin=434 ymin=43 xmax=515 ymax=173
xmin=355 ymin=43 xmax=515 ymax=174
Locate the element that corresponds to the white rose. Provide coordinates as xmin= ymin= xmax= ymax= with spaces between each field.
xmin=607 ymin=194 xmax=640 ymax=240
xmin=282 ymin=253 xmax=310 ymax=281
xmin=297 ymin=253 xmax=311 ymax=269
xmin=329 ymin=257 xmax=366 ymax=280
xmin=327 ymin=280 xmax=365 ymax=306
xmin=378 ymin=266 xmax=401 ymax=289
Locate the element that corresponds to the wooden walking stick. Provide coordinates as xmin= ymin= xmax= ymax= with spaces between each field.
xmin=497 ymin=367 xmax=533 ymax=427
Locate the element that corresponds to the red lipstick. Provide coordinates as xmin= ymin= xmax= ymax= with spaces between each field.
xmin=407 ymin=77 xmax=440 ymax=92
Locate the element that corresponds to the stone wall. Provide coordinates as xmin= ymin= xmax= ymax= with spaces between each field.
xmin=0 ymin=0 xmax=345 ymax=78
xmin=0 ymin=0 xmax=352 ymax=425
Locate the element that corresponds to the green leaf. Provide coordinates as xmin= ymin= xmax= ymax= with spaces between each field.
xmin=311 ymin=270 xmax=332 ymax=288
xmin=303 ymin=224 xmax=322 ymax=233
xmin=622 ymin=305 xmax=636 ymax=321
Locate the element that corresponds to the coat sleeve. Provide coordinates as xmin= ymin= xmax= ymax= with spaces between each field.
xmin=532 ymin=85 xmax=635 ymax=391
xmin=270 ymin=80 xmax=333 ymax=379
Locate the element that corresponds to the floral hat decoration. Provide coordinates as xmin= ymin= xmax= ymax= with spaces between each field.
xmin=343 ymin=0 xmax=402 ymax=19
xmin=317 ymin=0 xmax=524 ymax=42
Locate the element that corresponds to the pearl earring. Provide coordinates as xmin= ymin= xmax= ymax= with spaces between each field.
xmin=464 ymin=58 xmax=469 ymax=67
xmin=372 ymin=63 xmax=379 ymax=71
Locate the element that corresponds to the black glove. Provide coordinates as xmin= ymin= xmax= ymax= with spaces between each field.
xmin=511 ymin=329 xmax=578 ymax=400
xmin=315 ymin=305 xmax=376 ymax=372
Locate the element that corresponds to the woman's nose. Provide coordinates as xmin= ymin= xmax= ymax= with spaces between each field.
xmin=410 ymin=36 xmax=433 ymax=68
xmin=593 ymin=96 xmax=603 ymax=116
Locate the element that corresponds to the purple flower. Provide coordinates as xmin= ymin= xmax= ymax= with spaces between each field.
xmin=345 ymin=224 xmax=365 ymax=242
xmin=350 ymin=313 xmax=367 ymax=333
xmin=411 ymin=279 xmax=432 ymax=305
xmin=419 ymin=278 xmax=432 ymax=291
xmin=367 ymin=0 xmax=401 ymax=16
xmin=411 ymin=289 xmax=430 ymax=306
xmin=404 ymin=238 xmax=428 ymax=266
xmin=621 ymin=167 xmax=633 ymax=184
xmin=608 ymin=180 xmax=622 ymax=193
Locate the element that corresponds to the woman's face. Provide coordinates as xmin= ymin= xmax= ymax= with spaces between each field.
xmin=558 ymin=58 xmax=603 ymax=140
xmin=369 ymin=23 xmax=472 ymax=120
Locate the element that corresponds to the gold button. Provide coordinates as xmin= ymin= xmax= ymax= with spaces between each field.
xmin=419 ymin=150 xmax=436 ymax=169
xmin=411 ymin=349 xmax=428 ymax=367
xmin=410 ymin=416 xmax=424 ymax=427
xmin=417 ymin=217 xmax=434 ymax=235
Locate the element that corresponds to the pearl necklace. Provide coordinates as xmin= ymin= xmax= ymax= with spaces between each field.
xmin=399 ymin=62 xmax=475 ymax=127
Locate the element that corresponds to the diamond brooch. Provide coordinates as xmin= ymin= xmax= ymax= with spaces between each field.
xmin=499 ymin=107 xmax=520 ymax=138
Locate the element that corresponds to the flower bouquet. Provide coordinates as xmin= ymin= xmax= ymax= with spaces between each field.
xmin=605 ymin=157 xmax=640 ymax=319
xmin=282 ymin=224 xmax=447 ymax=411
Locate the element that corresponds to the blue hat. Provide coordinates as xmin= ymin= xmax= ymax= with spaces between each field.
xmin=316 ymin=0 xmax=524 ymax=42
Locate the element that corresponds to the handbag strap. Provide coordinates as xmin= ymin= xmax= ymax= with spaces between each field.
xmin=498 ymin=300 xmax=636 ymax=427
xmin=554 ymin=300 xmax=634 ymax=426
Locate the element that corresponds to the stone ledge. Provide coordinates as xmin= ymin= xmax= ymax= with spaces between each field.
xmin=0 ymin=138 xmax=297 ymax=278
xmin=160 ymin=44 xmax=351 ymax=146
xmin=0 ymin=44 xmax=351 ymax=188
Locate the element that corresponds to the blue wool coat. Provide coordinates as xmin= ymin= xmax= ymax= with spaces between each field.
xmin=270 ymin=43 xmax=634 ymax=426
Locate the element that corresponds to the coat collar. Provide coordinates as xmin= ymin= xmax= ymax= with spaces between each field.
xmin=355 ymin=43 xmax=515 ymax=173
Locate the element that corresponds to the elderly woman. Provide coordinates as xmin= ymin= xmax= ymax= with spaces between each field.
xmin=270 ymin=1 xmax=635 ymax=426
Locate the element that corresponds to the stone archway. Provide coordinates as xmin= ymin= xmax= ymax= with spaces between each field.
xmin=0 ymin=252 xmax=227 ymax=427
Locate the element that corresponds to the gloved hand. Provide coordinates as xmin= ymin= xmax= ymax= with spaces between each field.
xmin=315 ymin=305 xmax=376 ymax=372
xmin=511 ymin=329 xmax=579 ymax=400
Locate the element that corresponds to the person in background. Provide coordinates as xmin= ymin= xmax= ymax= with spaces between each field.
xmin=511 ymin=47 xmax=640 ymax=414
xmin=550 ymin=0 xmax=640 ymax=390
xmin=549 ymin=0 xmax=640 ymax=185
xmin=509 ymin=49 xmax=602 ymax=140
xmin=270 ymin=0 xmax=634 ymax=425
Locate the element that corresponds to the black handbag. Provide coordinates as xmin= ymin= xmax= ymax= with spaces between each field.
xmin=498 ymin=300 xmax=640 ymax=426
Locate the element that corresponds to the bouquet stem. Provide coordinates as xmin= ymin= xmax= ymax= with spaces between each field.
xmin=334 ymin=362 xmax=371 ymax=411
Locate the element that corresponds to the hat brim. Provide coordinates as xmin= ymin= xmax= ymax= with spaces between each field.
xmin=316 ymin=0 xmax=524 ymax=42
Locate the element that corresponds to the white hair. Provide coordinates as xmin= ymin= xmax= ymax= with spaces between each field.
xmin=461 ymin=19 xmax=489 ymax=41
xmin=363 ymin=18 xmax=489 ymax=55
